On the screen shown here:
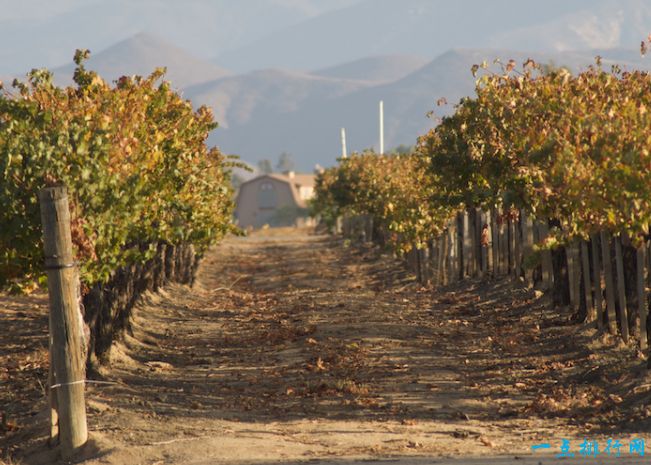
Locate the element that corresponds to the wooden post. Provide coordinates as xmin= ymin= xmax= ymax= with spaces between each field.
xmin=522 ymin=212 xmax=534 ymax=286
xmin=513 ymin=213 xmax=522 ymax=279
xmin=444 ymin=223 xmax=455 ymax=284
xmin=509 ymin=216 xmax=516 ymax=276
xmin=431 ymin=240 xmax=440 ymax=286
xmin=614 ymin=236 xmax=629 ymax=342
xmin=481 ymin=212 xmax=489 ymax=279
xmin=420 ymin=247 xmax=429 ymax=285
xmin=539 ymin=222 xmax=554 ymax=290
xmin=499 ymin=210 xmax=507 ymax=276
xmin=647 ymin=238 xmax=651 ymax=294
xmin=566 ymin=241 xmax=579 ymax=311
xmin=39 ymin=186 xmax=88 ymax=459
xmin=475 ymin=208 xmax=483 ymax=277
xmin=457 ymin=213 xmax=466 ymax=280
xmin=490 ymin=209 xmax=498 ymax=276
xmin=601 ymin=231 xmax=618 ymax=335
xmin=591 ymin=233 xmax=604 ymax=330
xmin=467 ymin=209 xmax=476 ymax=277
xmin=463 ymin=211 xmax=471 ymax=278
xmin=457 ymin=213 xmax=464 ymax=281
xmin=579 ymin=240 xmax=595 ymax=322
xmin=438 ymin=234 xmax=447 ymax=285
xmin=637 ymin=245 xmax=648 ymax=350
xmin=448 ymin=224 xmax=457 ymax=283
xmin=443 ymin=230 xmax=450 ymax=285
xmin=502 ymin=211 xmax=513 ymax=276
xmin=478 ymin=209 xmax=485 ymax=276
xmin=409 ymin=247 xmax=417 ymax=274
xmin=427 ymin=240 xmax=436 ymax=285
xmin=426 ymin=246 xmax=433 ymax=285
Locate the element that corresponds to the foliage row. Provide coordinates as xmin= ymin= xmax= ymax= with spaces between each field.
xmin=312 ymin=152 xmax=456 ymax=253
xmin=314 ymin=58 xmax=651 ymax=251
xmin=0 ymin=50 xmax=236 ymax=289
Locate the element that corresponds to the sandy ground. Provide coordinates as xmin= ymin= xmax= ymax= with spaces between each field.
xmin=3 ymin=228 xmax=651 ymax=465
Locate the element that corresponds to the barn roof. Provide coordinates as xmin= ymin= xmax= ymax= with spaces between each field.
xmin=266 ymin=172 xmax=315 ymax=188
xmin=237 ymin=172 xmax=315 ymax=208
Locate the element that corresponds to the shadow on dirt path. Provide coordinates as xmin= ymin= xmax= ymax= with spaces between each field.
xmin=4 ymin=228 xmax=651 ymax=464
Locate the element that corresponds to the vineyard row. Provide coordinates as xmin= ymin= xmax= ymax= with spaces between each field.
xmin=313 ymin=58 xmax=651 ymax=349
xmin=0 ymin=51 xmax=237 ymax=365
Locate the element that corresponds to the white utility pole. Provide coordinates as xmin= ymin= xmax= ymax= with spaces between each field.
xmin=341 ymin=127 xmax=347 ymax=158
xmin=379 ymin=100 xmax=384 ymax=155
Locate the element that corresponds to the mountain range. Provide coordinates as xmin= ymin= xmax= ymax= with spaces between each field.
xmin=3 ymin=0 xmax=651 ymax=170
xmin=52 ymin=33 xmax=231 ymax=89
xmin=198 ymin=48 xmax=651 ymax=169
xmin=0 ymin=0 xmax=361 ymax=76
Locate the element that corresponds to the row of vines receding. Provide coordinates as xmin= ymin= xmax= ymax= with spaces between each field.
xmin=0 ymin=50 xmax=238 ymax=362
xmin=312 ymin=57 xmax=651 ymax=349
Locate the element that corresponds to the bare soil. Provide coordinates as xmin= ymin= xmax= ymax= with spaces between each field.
xmin=3 ymin=228 xmax=651 ymax=465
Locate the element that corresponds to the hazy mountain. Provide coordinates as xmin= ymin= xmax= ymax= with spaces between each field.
xmin=0 ymin=0 xmax=362 ymax=75
xmin=207 ymin=48 xmax=493 ymax=167
xmin=313 ymin=55 xmax=429 ymax=83
xmin=205 ymin=48 xmax=651 ymax=170
xmin=216 ymin=0 xmax=597 ymax=71
xmin=184 ymin=69 xmax=372 ymax=129
xmin=51 ymin=33 xmax=230 ymax=89
xmin=487 ymin=0 xmax=651 ymax=53
xmin=5 ymin=0 xmax=651 ymax=172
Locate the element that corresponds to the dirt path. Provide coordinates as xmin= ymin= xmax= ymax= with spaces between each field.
xmin=4 ymin=228 xmax=651 ymax=464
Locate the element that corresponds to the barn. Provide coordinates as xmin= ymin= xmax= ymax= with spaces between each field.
xmin=234 ymin=171 xmax=315 ymax=229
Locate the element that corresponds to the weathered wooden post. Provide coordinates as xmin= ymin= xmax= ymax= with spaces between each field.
xmin=614 ymin=235 xmax=629 ymax=342
xmin=439 ymin=235 xmax=444 ymax=284
xmin=566 ymin=241 xmax=580 ymax=311
xmin=601 ymin=231 xmax=618 ymax=335
xmin=476 ymin=209 xmax=483 ymax=276
xmin=415 ymin=246 xmax=423 ymax=283
xmin=637 ymin=245 xmax=647 ymax=350
xmin=591 ymin=233 xmax=604 ymax=330
xmin=513 ymin=213 xmax=522 ymax=279
xmin=580 ymin=240 xmax=594 ymax=323
xmin=509 ymin=216 xmax=516 ymax=276
xmin=39 ymin=186 xmax=88 ymax=459
xmin=421 ymin=247 xmax=430 ymax=285
xmin=490 ymin=209 xmax=498 ymax=276
xmin=501 ymin=210 xmax=509 ymax=276
xmin=522 ymin=212 xmax=535 ymax=286
xmin=427 ymin=240 xmax=436 ymax=285
xmin=448 ymin=223 xmax=458 ymax=283
xmin=431 ymin=238 xmax=440 ymax=286
xmin=439 ymin=231 xmax=449 ymax=285
xmin=539 ymin=222 xmax=554 ymax=290
xmin=463 ymin=211 xmax=471 ymax=277
xmin=457 ymin=213 xmax=464 ymax=281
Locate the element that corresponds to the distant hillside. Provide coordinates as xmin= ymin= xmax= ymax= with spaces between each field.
xmin=52 ymin=33 xmax=231 ymax=89
xmin=313 ymin=55 xmax=429 ymax=83
xmin=487 ymin=0 xmax=651 ymax=53
xmin=216 ymin=0 xmax=597 ymax=71
xmin=184 ymin=68 xmax=372 ymax=129
xmin=206 ymin=48 xmax=651 ymax=170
